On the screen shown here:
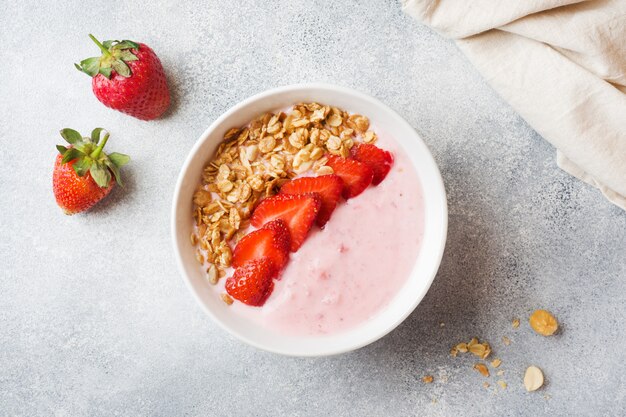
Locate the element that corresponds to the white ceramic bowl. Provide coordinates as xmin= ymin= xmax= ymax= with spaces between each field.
xmin=172 ymin=84 xmax=447 ymax=356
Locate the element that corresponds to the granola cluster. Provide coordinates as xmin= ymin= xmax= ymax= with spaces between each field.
xmin=190 ymin=102 xmax=379 ymax=282
xmin=450 ymin=337 xmax=492 ymax=360
xmin=442 ymin=311 xmax=558 ymax=393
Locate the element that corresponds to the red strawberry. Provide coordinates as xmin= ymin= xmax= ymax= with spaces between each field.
xmin=225 ymin=258 xmax=276 ymax=306
xmin=232 ymin=219 xmax=291 ymax=272
xmin=251 ymin=193 xmax=321 ymax=251
xmin=351 ymin=143 xmax=394 ymax=185
xmin=279 ymin=175 xmax=343 ymax=227
xmin=53 ymin=128 xmax=130 ymax=215
xmin=325 ymin=155 xmax=373 ymax=199
xmin=75 ymin=35 xmax=170 ymax=121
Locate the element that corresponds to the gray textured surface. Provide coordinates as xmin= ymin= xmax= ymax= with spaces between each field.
xmin=1 ymin=0 xmax=625 ymax=416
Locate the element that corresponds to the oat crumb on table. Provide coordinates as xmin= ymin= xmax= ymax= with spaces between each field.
xmin=529 ymin=309 xmax=559 ymax=336
xmin=474 ymin=363 xmax=490 ymax=377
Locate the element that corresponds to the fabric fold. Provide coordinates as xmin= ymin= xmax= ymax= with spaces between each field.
xmin=403 ymin=0 xmax=626 ymax=209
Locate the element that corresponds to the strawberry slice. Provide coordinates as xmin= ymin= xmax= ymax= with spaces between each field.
xmin=325 ymin=155 xmax=373 ymax=199
xmin=225 ymin=258 xmax=275 ymax=306
xmin=350 ymin=143 xmax=394 ymax=185
xmin=279 ymin=175 xmax=343 ymax=227
xmin=251 ymin=193 xmax=321 ymax=251
xmin=232 ymin=219 xmax=291 ymax=272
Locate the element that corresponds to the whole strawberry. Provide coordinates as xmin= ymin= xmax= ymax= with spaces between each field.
xmin=53 ymin=128 xmax=130 ymax=214
xmin=75 ymin=34 xmax=170 ymax=120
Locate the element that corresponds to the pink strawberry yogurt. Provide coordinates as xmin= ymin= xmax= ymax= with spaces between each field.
xmin=215 ymin=129 xmax=424 ymax=336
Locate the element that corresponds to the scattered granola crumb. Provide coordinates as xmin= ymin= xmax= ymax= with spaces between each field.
xmin=529 ymin=310 xmax=558 ymax=336
xmin=469 ymin=338 xmax=491 ymax=359
xmin=451 ymin=338 xmax=491 ymax=359
xmin=524 ymin=366 xmax=544 ymax=392
xmin=474 ymin=363 xmax=490 ymax=377
xmin=444 ymin=314 xmax=562 ymax=393
xmin=422 ymin=375 xmax=434 ymax=384
xmin=220 ymin=293 xmax=234 ymax=305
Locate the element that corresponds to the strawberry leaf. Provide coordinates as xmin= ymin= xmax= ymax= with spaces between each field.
xmin=55 ymin=127 xmax=129 ymax=188
xmin=90 ymin=128 xmax=105 ymax=143
xmin=61 ymin=148 xmax=83 ymax=164
xmin=125 ymin=40 xmax=140 ymax=49
xmin=111 ymin=60 xmax=131 ymax=77
xmin=115 ymin=40 xmax=139 ymax=50
xmin=108 ymin=152 xmax=130 ymax=168
xmin=105 ymin=160 xmax=123 ymax=187
xmin=118 ymin=50 xmax=138 ymax=61
xmin=60 ymin=128 xmax=83 ymax=145
xmin=72 ymin=157 xmax=91 ymax=177
xmin=75 ymin=56 xmax=100 ymax=77
xmin=99 ymin=67 xmax=112 ymax=78
xmin=89 ymin=164 xmax=111 ymax=188
xmin=77 ymin=35 xmax=139 ymax=79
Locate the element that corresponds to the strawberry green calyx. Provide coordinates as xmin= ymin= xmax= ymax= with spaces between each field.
xmin=56 ymin=128 xmax=130 ymax=188
xmin=74 ymin=34 xmax=140 ymax=79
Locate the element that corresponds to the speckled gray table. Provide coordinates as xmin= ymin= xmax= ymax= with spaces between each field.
xmin=1 ymin=1 xmax=625 ymax=416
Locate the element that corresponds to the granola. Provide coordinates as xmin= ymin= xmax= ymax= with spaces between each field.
xmin=529 ymin=309 xmax=558 ymax=336
xmin=450 ymin=337 xmax=492 ymax=360
xmin=191 ymin=102 xmax=378 ymax=291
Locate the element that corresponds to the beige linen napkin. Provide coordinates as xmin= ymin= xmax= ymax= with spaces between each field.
xmin=403 ymin=0 xmax=626 ymax=209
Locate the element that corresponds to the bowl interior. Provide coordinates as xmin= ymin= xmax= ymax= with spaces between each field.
xmin=172 ymin=84 xmax=447 ymax=356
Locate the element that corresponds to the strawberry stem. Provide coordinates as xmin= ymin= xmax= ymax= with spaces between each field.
xmin=88 ymin=34 xmax=111 ymax=57
xmin=90 ymin=132 xmax=109 ymax=159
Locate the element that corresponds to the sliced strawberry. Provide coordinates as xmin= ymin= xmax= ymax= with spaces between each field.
xmin=350 ymin=143 xmax=394 ymax=185
xmin=251 ymin=193 xmax=321 ymax=251
xmin=232 ymin=219 xmax=291 ymax=272
xmin=225 ymin=258 xmax=275 ymax=306
xmin=279 ymin=175 xmax=343 ymax=227
xmin=325 ymin=155 xmax=373 ymax=199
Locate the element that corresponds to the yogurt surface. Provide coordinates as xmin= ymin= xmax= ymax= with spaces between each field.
xmin=216 ymin=129 xmax=424 ymax=336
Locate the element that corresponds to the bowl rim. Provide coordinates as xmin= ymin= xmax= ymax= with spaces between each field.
xmin=171 ymin=83 xmax=448 ymax=356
